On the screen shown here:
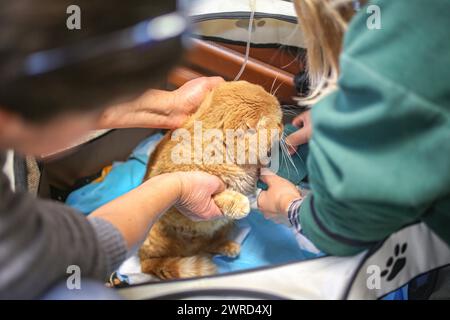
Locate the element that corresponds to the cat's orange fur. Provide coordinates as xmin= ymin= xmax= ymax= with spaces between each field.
xmin=139 ymin=81 xmax=282 ymax=279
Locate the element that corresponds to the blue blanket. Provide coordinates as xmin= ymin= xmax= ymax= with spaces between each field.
xmin=66 ymin=133 xmax=164 ymax=214
xmin=65 ymin=133 xmax=407 ymax=299
xmin=66 ymin=133 xmax=309 ymax=271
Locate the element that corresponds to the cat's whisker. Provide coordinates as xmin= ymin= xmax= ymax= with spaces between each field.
xmin=277 ymin=138 xmax=288 ymax=173
xmin=280 ymin=141 xmax=292 ymax=174
xmin=278 ymin=138 xmax=290 ymax=174
xmin=273 ymin=81 xmax=284 ymax=97
xmin=281 ymin=105 xmax=302 ymax=111
xmin=280 ymin=135 xmax=299 ymax=176
xmin=280 ymin=51 xmax=301 ymax=70
xmin=283 ymin=144 xmax=297 ymax=177
xmin=281 ymin=148 xmax=290 ymax=176
xmin=282 ymin=134 xmax=301 ymax=159
xmin=284 ymin=146 xmax=300 ymax=160
xmin=282 ymin=136 xmax=302 ymax=157
xmin=280 ymin=143 xmax=291 ymax=177
xmin=282 ymin=110 xmax=298 ymax=117
xmin=270 ymin=75 xmax=279 ymax=95
xmin=285 ymin=148 xmax=299 ymax=177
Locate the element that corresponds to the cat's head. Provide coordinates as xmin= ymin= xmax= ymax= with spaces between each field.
xmin=194 ymin=80 xmax=283 ymax=167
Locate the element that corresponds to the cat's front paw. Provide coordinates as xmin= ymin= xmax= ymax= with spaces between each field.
xmin=213 ymin=190 xmax=250 ymax=219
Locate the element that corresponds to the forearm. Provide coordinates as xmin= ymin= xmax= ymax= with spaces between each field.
xmin=0 ymin=185 xmax=109 ymax=298
xmin=97 ymin=89 xmax=175 ymax=129
xmin=97 ymin=77 xmax=224 ymax=130
xmin=90 ymin=174 xmax=180 ymax=248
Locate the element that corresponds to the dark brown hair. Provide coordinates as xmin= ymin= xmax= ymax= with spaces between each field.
xmin=0 ymin=0 xmax=183 ymax=122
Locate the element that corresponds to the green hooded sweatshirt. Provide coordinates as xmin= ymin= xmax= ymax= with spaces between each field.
xmin=298 ymin=0 xmax=450 ymax=255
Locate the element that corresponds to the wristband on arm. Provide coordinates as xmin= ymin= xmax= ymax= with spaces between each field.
xmin=288 ymin=198 xmax=303 ymax=232
xmin=287 ymin=198 xmax=323 ymax=255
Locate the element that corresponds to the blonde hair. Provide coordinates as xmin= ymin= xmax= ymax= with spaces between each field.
xmin=294 ymin=0 xmax=365 ymax=105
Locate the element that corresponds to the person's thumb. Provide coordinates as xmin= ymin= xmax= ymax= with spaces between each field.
xmin=206 ymin=76 xmax=225 ymax=89
xmin=209 ymin=175 xmax=226 ymax=194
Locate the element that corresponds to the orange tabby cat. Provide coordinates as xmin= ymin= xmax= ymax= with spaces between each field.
xmin=139 ymin=81 xmax=283 ymax=279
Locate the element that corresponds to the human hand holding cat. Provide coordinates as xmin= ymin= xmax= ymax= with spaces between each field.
xmin=171 ymin=76 xmax=225 ymax=127
xmin=175 ymin=171 xmax=226 ymax=221
xmin=257 ymin=170 xmax=302 ymax=226
xmin=98 ymin=77 xmax=224 ymax=129
xmin=91 ymin=171 xmax=226 ymax=248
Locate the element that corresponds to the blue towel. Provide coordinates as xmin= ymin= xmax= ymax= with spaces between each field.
xmin=65 ymin=133 xmax=407 ymax=299
xmin=66 ymin=133 xmax=164 ymax=214
xmin=66 ymin=133 xmax=309 ymax=270
xmin=215 ymin=212 xmax=316 ymax=273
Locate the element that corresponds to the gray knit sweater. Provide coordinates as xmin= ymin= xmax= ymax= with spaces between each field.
xmin=0 ymin=152 xmax=127 ymax=299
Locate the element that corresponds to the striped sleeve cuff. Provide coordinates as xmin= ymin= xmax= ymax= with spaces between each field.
xmin=288 ymin=198 xmax=303 ymax=232
xmin=287 ymin=198 xmax=323 ymax=255
xmin=89 ymin=217 xmax=127 ymax=275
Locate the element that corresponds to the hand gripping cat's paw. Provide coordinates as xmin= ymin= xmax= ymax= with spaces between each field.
xmin=213 ymin=190 xmax=250 ymax=220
